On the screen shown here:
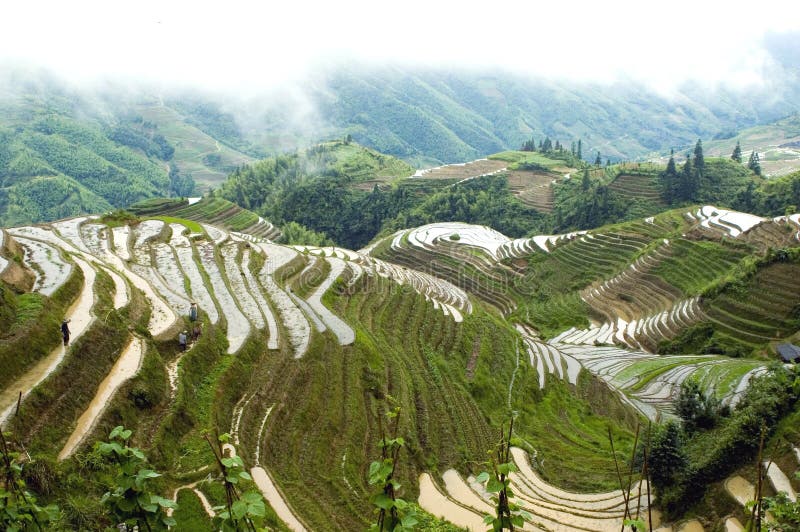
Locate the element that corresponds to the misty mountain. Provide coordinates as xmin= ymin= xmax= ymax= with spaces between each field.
xmin=189 ymin=63 xmax=800 ymax=166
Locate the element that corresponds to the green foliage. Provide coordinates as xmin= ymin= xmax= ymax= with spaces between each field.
xmin=206 ymin=433 xmax=266 ymax=532
xmin=748 ymin=150 xmax=762 ymax=176
xmin=674 ymin=379 xmax=723 ymax=432
xmin=278 ymin=221 xmax=334 ymax=246
xmin=648 ymin=421 xmax=688 ymax=492
xmin=0 ymin=431 xmax=60 ymax=531
xmin=763 ymin=490 xmax=800 ymax=531
xmin=368 ymin=406 xmax=418 ymax=531
xmin=475 ymin=420 xmax=531 ymax=531
xmin=731 ymin=141 xmax=743 ymax=163
xmin=96 ymin=426 xmax=176 ymax=530
xmin=0 ymin=106 xmax=188 ymax=225
xmin=656 ymin=365 xmax=799 ymax=517
xmin=0 ymin=263 xmax=82 ymax=391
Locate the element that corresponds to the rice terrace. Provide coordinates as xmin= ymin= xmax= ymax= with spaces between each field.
xmin=2 ymin=158 xmax=800 ymax=529
xmin=3 ymin=16 xmax=800 ymax=528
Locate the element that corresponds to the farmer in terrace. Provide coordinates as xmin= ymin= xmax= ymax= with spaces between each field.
xmin=61 ymin=319 xmax=71 ymax=346
xmin=190 ymin=302 xmax=198 ymax=322
xmin=179 ymin=330 xmax=188 ymax=351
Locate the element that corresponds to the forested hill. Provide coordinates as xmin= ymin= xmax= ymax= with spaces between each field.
xmin=241 ymin=65 xmax=800 ymax=166
xmin=213 ymin=138 xmax=800 ymax=251
xmin=0 ymin=88 xmax=194 ymax=227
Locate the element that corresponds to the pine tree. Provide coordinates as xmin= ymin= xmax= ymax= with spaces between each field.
xmin=693 ymin=139 xmax=705 ymax=177
xmin=570 ymin=141 xmax=576 ymax=155
xmin=649 ymin=421 xmax=688 ymax=492
xmin=582 ymin=167 xmax=591 ymax=191
xmin=577 ymin=139 xmax=582 ymax=160
xmin=748 ymin=150 xmax=762 ymax=176
xmin=681 ymin=154 xmax=696 ymax=201
xmin=594 ymin=151 xmax=601 ymax=166
xmin=731 ymin=140 xmax=742 ymax=163
xmin=662 ymin=149 xmax=678 ymax=203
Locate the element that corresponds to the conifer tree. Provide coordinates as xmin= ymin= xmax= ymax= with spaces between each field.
xmin=748 ymin=150 xmax=762 ymax=176
xmin=662 ymin=149 xmax=678 ymax=203
xmin=570 ymin=141 xmax=576 ymax=155
xmin=582 ymin=167 xmax=591 ymax=191
xmin=594 ymin=151 xmax=601 ymax=166
xmin=731 ymin=140 xmax=742 ymax=163
xmin=693 ymin=139 xmax=704 ymax=177
xmin=577 ymin=139 xmax=582 ymax=160
xmin=681 ymin=154 xmax=697 ymax=201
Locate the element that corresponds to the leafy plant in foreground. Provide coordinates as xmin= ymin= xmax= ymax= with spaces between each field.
xmin=368 ymin=405 xmax=417 ymax=531
xmin=0 ymin=430 xmax=59 ymax=531
xmin=475 ymin=418 xmax=531 ymax=531
xmin=204 ymin=432 xmax=266 ymax=531
xmin=96 ymin=425 xmax=176 ymax=531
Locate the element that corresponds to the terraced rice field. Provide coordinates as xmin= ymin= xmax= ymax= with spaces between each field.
xmin=409 ymin=158 xmax=508 ymax=180
xmin=1 ymin=205 xmax=796 ymax=530
xmin=418 ymin=447 xmax=656 ymax=532
xmin=553 ymin=344 xmax=767 ymax=420
xmin=507 ymin=170 xmax=557 ymax=212
xmin=608 ymin=174 xmax=665 ymax=205
xmin=724 ymin=450 xmax=800 ymax=528
xmin=135 ymin=196 xmax=282 ymax=241
xmin=702 ymin=261 xmax=800 ymax=347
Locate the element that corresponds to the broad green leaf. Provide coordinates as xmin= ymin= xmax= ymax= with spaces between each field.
xmin=248 ymin=499 xmax=266 ymax=517
xmin=475 ymin=472 xmax=490 ymax=483
xmin=372 ymin=493 xmax=395 ymax=510
xmin=231 ymin=500 xmax=248 ymax=520
xmin=486 ymin=477 xmax=504 ymax=493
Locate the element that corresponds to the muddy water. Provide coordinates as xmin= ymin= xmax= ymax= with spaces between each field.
xmin=251 ymin=466 xmax=307 ymax=532
xmin=103 ymin=267 xmax=129 ymax=309
xmin=58 ymin=336 xmax=144 ymax=459
xmin=418 ymin=473 xmax=484 ymax=531
xmin=442 ymin=469 xmax=493 ymax=514
xmin=724 ymin=476 xmax=754 ymax=507
xmin=0 ymin=257 xmax=96 ymax=425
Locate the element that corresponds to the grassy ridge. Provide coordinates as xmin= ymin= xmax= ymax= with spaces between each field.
xmin=0 ymin=259 xmax=82 ymax=391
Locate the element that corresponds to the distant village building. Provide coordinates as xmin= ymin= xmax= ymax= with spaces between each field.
xmin=777 ymin=343 xmax=800 ymax=364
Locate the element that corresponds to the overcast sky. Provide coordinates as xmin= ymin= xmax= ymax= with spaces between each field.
xmin=1 ymin=0 xmax=798 ymax=90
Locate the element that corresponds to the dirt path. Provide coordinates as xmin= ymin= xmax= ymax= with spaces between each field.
xmin=58 ymin=337 xmax=144 ymax=459
xmin=0 ymin=257 xmax=96 ymax=425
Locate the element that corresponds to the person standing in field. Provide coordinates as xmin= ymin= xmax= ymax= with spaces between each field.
xmin=61 ymin=319 xmax=71 ymax=346
xmin=190 ymin=302 xmax=198 ymax=322
xmin=179 ymin=330 xmax=187 ymax=351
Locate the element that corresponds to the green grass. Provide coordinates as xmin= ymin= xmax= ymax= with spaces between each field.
xmin=0 ymin=262 xmax=82 ymax=391
xmin=489 ymin=151 xmax=564 ymax=169
xmin=150 ymin=215 xmax=204 ymax=234
xmin=171 ymin=489 xmax=214 ymax=531
xmin=651 ymin=239 xmax=748 ymax=296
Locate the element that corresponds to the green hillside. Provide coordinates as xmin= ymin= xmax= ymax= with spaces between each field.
xmin=686 ymin=113 xmax=800 ymax=177
xmin=0 ymin=91 xmax=191 ymax=226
